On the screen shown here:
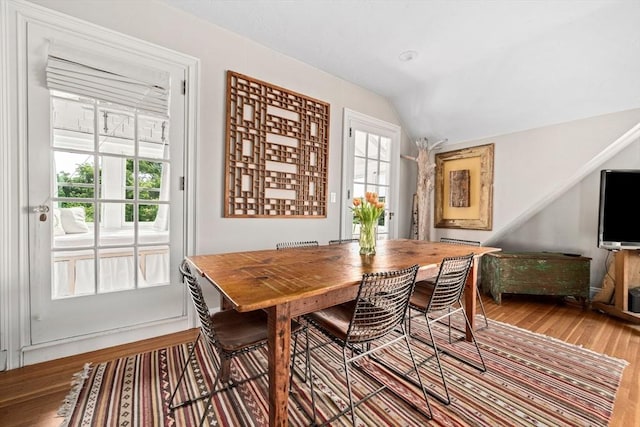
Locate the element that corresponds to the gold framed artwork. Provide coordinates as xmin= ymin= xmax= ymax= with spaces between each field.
xmin=434 ymin=143 xmax=494 ymax=230
xmin=224 ymin=71 xmax=330 ymax=218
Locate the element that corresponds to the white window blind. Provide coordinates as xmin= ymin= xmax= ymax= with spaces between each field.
xmin=46 ymin=41 xmax=171 ymax=117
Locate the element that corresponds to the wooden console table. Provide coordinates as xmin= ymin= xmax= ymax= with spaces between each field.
xmin=592 ymin=249 xmax=640 ymax=324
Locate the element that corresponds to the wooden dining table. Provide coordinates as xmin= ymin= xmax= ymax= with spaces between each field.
xmin=187 ymin=239 xmax=500 ymax=426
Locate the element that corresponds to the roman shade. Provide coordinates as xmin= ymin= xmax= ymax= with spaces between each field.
xmin=46 ymin=41 xmax=171 ymax=117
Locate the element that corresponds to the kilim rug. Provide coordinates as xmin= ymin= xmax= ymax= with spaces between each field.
xmin=58 ymin=316 xmax=627 ymax=426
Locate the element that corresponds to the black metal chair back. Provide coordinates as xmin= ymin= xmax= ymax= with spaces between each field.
xmin=328 ymin=238 xmax=358 ymax=244
xmin=347 ymin=266 xmax=419 ymax=344
xmin=426 ymin=254 xmax=474 ymax=313
xmin=179 ymin=260 xmax=216 ymax=348
xmin=439 ymin=237 xmax=481 ymax=246
xmin=438 ymin=238 xmax=489 ymax=329
xmin=276 ymin=240 xmax=319 ymax=250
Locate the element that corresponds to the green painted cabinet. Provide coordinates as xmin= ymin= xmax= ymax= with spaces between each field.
xmin=481 ymin=252 xmax=591 ymax=304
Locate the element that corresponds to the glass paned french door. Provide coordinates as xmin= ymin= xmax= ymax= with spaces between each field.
xmin=352 ymin=130 xmax=392 ymax=238
xmin=26 ymin=22 xmax=186 ymax=344
xmin=342 ymin=109 xmax=400 ymax=241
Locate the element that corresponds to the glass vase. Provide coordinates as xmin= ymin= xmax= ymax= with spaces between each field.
xmin=359 ymin=221 xmax=377 ymax=255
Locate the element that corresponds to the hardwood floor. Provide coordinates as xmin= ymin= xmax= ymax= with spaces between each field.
xmin=0 ymin=329 xmax=198 ymax=427
xmin=0 ymin=295 xmax=638 ymax=426
xmin=485 ymin=295 xmax=639 ymax=427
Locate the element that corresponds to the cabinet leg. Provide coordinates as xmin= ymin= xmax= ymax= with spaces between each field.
xmin=492 ymin=292 xmax=501 ymax=305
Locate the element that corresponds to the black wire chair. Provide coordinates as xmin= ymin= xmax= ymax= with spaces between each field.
xmin=415 ymin=238 xmax=488 ymax=329
xmin=407 ymin=253 xmax=487 ymax=405
xmin=170 ymin=259 xmax=310 ymax=426
xmin=328 ymin=238 xmax=359 ymax=244
xmin=276 ymin=240 xmax=319 ymax=250
xmin=304 ymin=265 xmax=432 ymax=425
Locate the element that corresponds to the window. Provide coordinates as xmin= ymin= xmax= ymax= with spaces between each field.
xmin=51 ymin=91 xmax=170 ymax=298
xmin=351 ymin=129 xmax=391 ymax=238
xmin=341 ymin=109 xmax=400 ymax=241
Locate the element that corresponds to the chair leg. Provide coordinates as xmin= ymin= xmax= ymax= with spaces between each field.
xmin=306 ymin=340 xmax=362 ymax=426
xmin=291 ymin=331 xmax=300 ymax=384
xmin=476 ymin=286 xmax=489 ymax=328
xmin=304 ymin=327 xmax=317 ymax=423
xmin=402 ymin=330 xmax=433 ymax=419
xmin=289 ymin=327 xmax=317 ymax=425
xmin=343 ymin=346 xmax=358 ymax=426
xmin=460 ymin=308 xmax=487 ymax=373
xmin=407 ymin=307 xmax=417 ymax=337
xmin=218 ymin=355 xmax=232 ymax=384
xmin=424 ymin=317 xmax=452 ymax=405
xmin=199 ymin=344 xmax=227 ymax=427
xmin=168 ymin=336 xmax=223 ymax=426
xmin=448 ymin=307 xmax=453 ymax=344
xmin=290 ymin=327 xmax=308 ymax=385
xmin=169 ymin=333 xmax=210 ymax=410
xmin=199 ymin=394 xmax=214 ymax=427
xmin=307 ymin=333 xmax=319 ymax=426
xmin=175 ymin=331 xmax=314 ymax=425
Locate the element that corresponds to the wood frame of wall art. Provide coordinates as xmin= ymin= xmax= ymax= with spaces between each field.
xmin=434 ymin=143 xmax=494 ymax=230
xmin=224 ymin=71 xmax=330 ymax=218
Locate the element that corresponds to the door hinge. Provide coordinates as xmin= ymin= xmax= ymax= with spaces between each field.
xmin=181 ymin=80 xmax=186 ymax=95
xmin=349 ymin=127 xmax=352 ymax=138
xmin=179 ymin=176 xmax=185 ymax=190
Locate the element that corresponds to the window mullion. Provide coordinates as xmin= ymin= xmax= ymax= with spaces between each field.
xmin=93 ymin=98 xmax=100 ymax=296
xmin=134 ymin=111 xmax=140 ymax=289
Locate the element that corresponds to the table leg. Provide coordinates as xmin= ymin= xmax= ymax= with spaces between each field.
xmin=267 ymin=303 xmax=291 ymax=427
xmin=464 ymin=259 xmax=478 ymax=341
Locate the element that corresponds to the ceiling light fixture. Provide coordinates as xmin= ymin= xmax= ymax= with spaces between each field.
xmin=398 ymin=50 xmax=418 ymax=62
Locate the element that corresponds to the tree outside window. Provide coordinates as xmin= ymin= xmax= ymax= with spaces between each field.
xmin=57 ymin=160 xmax=162 ymax=223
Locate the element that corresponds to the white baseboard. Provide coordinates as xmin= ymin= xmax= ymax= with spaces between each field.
xmin=21 ymin=316 xmax=190 ymax=367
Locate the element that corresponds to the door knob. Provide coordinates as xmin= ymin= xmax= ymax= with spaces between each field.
xmin=33 ymin=205 xmax=50 ymax=221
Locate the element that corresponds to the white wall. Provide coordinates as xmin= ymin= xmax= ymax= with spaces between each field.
xmin=435 ymin=108 xmax=640 ymax=288
xmin=498 ymin=139 xmax=639 ymax=289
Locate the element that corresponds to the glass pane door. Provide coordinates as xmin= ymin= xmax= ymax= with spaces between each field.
xmin=26 ymin=22 xmax=186 ymax=344
xmin=352 ymin=130 xmax=392 ymax=239
xmin=342 ymin=109 xmax=401 ymax=241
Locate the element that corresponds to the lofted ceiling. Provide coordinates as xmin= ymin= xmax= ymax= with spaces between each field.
xmin=164 ymin=0 xmax=640 ymax=144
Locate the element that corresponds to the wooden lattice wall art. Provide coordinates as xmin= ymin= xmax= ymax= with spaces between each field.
xmin=224 ymin=71 xmax=330 ymax=218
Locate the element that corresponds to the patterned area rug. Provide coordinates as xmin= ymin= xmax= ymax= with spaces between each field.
xmin=58 ymin=316 xmax=627 ymax=426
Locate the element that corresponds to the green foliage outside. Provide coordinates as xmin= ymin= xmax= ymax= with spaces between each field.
xmin=125 ymin=159 xmax=161 ymax=222
xmin=56 ymin=160 xmax=162 ymax=222
xmin=56 ymin=162 xmax=97 ymax=221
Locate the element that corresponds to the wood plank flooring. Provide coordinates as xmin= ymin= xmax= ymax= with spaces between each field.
xmin=0 ymin=295 xmax=638 ymax=426
xmin=0 ymin=330 xmax=197 ymax=427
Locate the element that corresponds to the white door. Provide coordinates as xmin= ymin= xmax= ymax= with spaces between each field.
xmin=342 ymin=109 xmax=401 ymax=240
xmin=27 ymin=23 xmax=187 ymax=344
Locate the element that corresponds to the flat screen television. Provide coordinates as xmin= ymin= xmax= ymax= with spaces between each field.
xmin=597 ymin=169 xmax=640 ymax=250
